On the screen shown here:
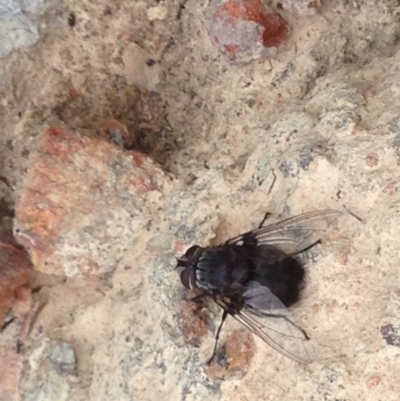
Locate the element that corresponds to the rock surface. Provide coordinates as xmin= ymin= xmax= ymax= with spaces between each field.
xmin=14 ymin=127 xmax=170 ymax=277
xmin=0 ymin=237 xmax=31 ymax=326
xmin=205 ymin=0 xmax=289 ymax=64
xmin=0 ymin=0 xmax=400 ymax=400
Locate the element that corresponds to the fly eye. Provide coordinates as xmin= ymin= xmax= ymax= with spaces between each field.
xmin=180 ymin=268 xmax=196 ymax=290
xmin=184 ymin=245 xmax=200 ymax=260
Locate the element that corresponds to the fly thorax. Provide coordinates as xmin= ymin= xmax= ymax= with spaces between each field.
xmin=195 ymin=249 xmax=230 ymax=290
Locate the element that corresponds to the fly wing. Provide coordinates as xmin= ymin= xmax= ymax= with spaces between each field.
xmin=232 ymin=308 xmax=314 ymax=364
xmin=225 ymin=209 xmax=342 ymax=255
xmin=216 ymin=281 xmax=314 ymax=364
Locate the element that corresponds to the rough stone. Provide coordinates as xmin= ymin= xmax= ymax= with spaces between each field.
xmin=274 ymin=0 xmax=323 ymax=17
xmin=205 ymin=329 xmax=255 ymax=381
xmin=14 ymin=127 xmax=169 ymax=277
xmin=21 ymin=340 xmax=76 ymax=401
xmin=1 ymin=0 xmax=400 ymax=400
xmin=0 ymin=0 xmax=59 ymax=59
xmin=0 ymin=237 xmax=31 ymax=327
xmin=11 ymin=286 xmax=32 ymax=319
xmin=380 ymin=323 xmax=400 ymax=347
xmin=122 ymin=42 xmax=161 ymax=90
xmin=177 ymin=294 xmax=211 ymax=347
xmin=205 ymin=0 xmax=289 ymax=65
xmin=147 ymin=5 xmax=168 ymax=21
xmin=0 ymin=13 xmax=38 ymax=59
xmin=20 ymin=0 xmax=60 ymax=15
xmin=48 ymin=342 xmax=76 ymax=376
xmin=0 ymin=345 xmax=23 ymax=401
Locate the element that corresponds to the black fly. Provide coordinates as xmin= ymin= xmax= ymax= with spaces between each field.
xmin=176 ymin=209 xmax=342 ymax=364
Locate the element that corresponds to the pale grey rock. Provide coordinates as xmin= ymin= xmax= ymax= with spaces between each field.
xmin=23 ymin=341 xmax=75 ymax=401
xmin=25 ymin=378 xmax=71 ymax=401
xmin=0 ymin=13 xmax=38 ymax=59
xmin=0 ymin=0 xmax=61 ymax=59
xmin=20 ymin=0 xmax=60 ymax=15
xmin=0 ymin=0 xmax=20 ymax=14
xmin=48 ymin=342 xmax=76 ymax=376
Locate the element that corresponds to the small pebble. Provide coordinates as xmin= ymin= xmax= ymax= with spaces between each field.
xmin=205 ymin=0 xmax=289 ymax=65
xmin=122 ymin=43 xmax=160 ymax=89
xmin=147 ymin=5 xmax=168 ymax=21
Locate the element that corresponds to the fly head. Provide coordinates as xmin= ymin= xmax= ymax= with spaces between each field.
xmin=176 ymin=245 xmax=203 ymax=290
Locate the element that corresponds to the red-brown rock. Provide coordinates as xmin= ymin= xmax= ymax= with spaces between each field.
xmin=205 ymin=329 xmax=255 ymax=380
xmin=12 ymin=286 xmax=32 ymax=319
xmin=205 ymin=0 xmax=289 ymax=64
xmin=0 ymin=345 xmax=23 ymax=401
xmin=14 ymin=127 xmax=168 ymax=277
xmin=0 ymin=239 xmax=31 ymax=327
xmin=177 ymin=294 xmax=210 ymax=347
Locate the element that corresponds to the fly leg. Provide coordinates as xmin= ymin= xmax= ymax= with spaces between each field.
xmin=258 ymin=212 xmax=272 ymax=228
xmin=257 ymin=168 xmax=276 ymax=227
xmin=189 ymin=292 xmax=209 ymax=303
xmin=206 ymin=309 xmax=228 ymax=365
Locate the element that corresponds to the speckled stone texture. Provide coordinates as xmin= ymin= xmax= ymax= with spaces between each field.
xmin=205 ymin=0 xmax=289 ymax=64
xmin=0 ymin=238 xmax=31 ymax=326
xmin=1 ymin=0 xmax=400 ymax=400
xmin=14 ymin=127 xmax=169 ymax=277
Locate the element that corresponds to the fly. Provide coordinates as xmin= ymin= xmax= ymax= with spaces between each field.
xmin=176 ymin=209 xmax=342 ymax=364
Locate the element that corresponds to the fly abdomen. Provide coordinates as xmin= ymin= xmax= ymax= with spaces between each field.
xmin=250 ymin=252 xmax=305 ymax=307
